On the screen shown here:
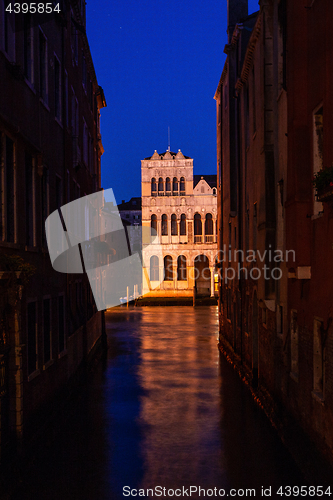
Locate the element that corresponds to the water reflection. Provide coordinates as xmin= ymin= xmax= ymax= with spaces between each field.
xmin=6 ymin=306 xmax=305 ymax=499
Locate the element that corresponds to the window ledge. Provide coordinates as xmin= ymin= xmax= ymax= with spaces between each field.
xmin=24 ymin=245 xmax=38 ymax=252
xmin=312 ymin=391 xmax=325 ymax=405
xmin=55 ymin=117 xmax=63 ymax=128
xmin=24 ymin=78 xmax=36 ymax=94
xmin=40 ymin=99 xmax=50 ymax=111
xmin=43 ymin=359 xmax=54 ymax=370
xmin=0 ymin=241 xmax=21 ymax=249
xmin=290 ymin=371 xmax=299 ymax=383
xmin=58 ymin=349 xmax=67 ymax=359
xmin=28 ymin=369 xmax=40 ymax=382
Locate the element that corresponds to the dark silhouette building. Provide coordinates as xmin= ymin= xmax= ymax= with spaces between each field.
xmin=0 ymin=0 xmax=106 ymax=460
xmin=215 ymin=0 xmax=333 ymax=473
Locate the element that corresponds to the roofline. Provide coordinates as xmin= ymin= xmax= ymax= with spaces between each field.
xmin=235 ymin=14 xmax=262 ymax=93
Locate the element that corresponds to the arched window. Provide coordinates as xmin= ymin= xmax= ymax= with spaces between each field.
xmin=205 ymin=213 xmax=213 ymax=243
xmin=171 ymin=214 xmax=177 ymax=235
xmin=165 ymin=177 xmax=171 ymax=194
xmin=205 ymin=213 xmax=213 ymax=234
xmin=164 ymin=255 xmax=173 ymax=281
xmin=180 ymin=214 xmax=186 ymax=235
xmin=150 ymin=255 xmax=159 ymax=281
xmin=194 ymin=213 xmax=202 ymax=242
xmin=151 ymin=214 xmax=157 ymax=236
xmin=213 ymin=187 xmax=217 ymax=196
xmin=172 ymin=177 xmax=178 ymax=194
xmin=161 ymin=214 xmax=168 ymax=235
xmin=151 ymin=177 xmax=157 ymax=195
xmin=158 ymin=177 xmax=164 ymax=195
xmin=194 ymin=213 xmax=202 ymax=235
xmin=180 ymin=177 xmax=185 ymax=194
xmin=177 ymin=255 xmax=187 ymax=281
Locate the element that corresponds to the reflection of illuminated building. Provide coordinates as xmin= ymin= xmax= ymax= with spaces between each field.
xmin=141 ymin=150 xmax=218 ymax=298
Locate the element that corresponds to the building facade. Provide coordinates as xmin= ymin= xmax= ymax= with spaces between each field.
xmin=215 ymin=0 xmax=333 ymax=472
xmin=141 ymin=149 xmax=218 ymax=298
xmin=0 ymin=0 xmax=106 ymax=460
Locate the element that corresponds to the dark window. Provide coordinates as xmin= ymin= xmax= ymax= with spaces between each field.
xmin=41 ymin=167 xmax=49 ymax=246
xmin=56 ymin=176 xmax=62 ymax=210
xmin=165 ymin=177 xmax=171 ymax=193
xmin=25 ymin=153 xmax=34 ymax=246
xmin=205 ymin=213 xmax=213 ymax=235
xmin=194 ymin=213 xmax=202 ymax=235
xmin=171 ymin=214 xmax=177 ymax=236
xmin=151 ymin=177 xmax=157 ymax=195
xmin=39 ymin=29 xmax=47 ymax=102
xmin=43 ymin=298 xmax=51 ymax=364
xmin=158 ymin=177 xmax=164 ymax=195
xmin=58 ymin=296 xmax=65 ymax=354
xmin=6 ymin=136 xmax=15 ymax=243
xmin=278 ymin=0 xmax=287 ymax=91
xmin=177 ymin=255 xmax=187 ymax=281
xmin=252 ymin=66 xmax=256 ymax=134
xmin=55 ymin=56 xmax=61 ymax=121
xmin=27 ymin=302 xmax=37 ymax=375
xmin=172 ymin=177 xmax=178 ymax=194
xmin=180 ymin=177 xmax=185 ymax=193
xmin=150 ymin=255 xmax=159 ymax=281
xmin=151 ymin=214 xmax=157 ymax=235
xmin=82 ymin=52 xmax=87 ymax=89
xmin=161 ymin=214 xmax=168 ymax=235
xmin=24 ymin=15 xmax=33 ymax=83
xmin=180 ymin=214 xmax=186 ymax=235
xmin=164 ymin=255 xmax=173 ymax=281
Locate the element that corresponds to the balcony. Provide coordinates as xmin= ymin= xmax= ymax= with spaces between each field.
xmin=194 ymin=236 xmax=202 ymax=243
xmin=205 ymin=235 xmax=214 ymax=243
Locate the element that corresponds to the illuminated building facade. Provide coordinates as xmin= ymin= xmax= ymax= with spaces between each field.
xmin=141 ymin=149 xmax=218 ymax=299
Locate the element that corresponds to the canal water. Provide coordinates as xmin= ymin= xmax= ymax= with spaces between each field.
xmin=8 ymin=306 xmax=306 ymax=499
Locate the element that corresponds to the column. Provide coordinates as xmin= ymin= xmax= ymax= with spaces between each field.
xmin=210 ymin=266 xmax=214 ymax=297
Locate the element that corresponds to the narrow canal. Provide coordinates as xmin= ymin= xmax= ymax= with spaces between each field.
xmin=8 ymin=306 xmax=306 ymax=499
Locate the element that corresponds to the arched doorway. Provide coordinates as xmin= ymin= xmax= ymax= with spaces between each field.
xmin=194 ymin=255 xmax=210 ymax=296
xmin=252 ymin=291 xmax=259 ymax=388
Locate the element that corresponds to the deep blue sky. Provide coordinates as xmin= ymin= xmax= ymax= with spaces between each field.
xmin=86 ymin=0 xmax=259 ymax=203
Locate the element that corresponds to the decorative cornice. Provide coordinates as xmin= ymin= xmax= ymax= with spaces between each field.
xmin=235 ymin=15 xmax=262 ymax=93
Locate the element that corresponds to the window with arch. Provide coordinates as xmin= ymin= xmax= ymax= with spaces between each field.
xmin=194 ymin=213 xmax=202 ymax=242
xmin=194 ymin=213 xmax=202 ymax=235
xmin=180 ymin=176 xmax=185 ymax=193
xmin=151 ymin=214 xmax=157 ymax=236
xmin=164 ymin=255 xmax=173 ymax=281
xmin=205 ymin=213 xmax=213 ymax=243
xmin=150 ymin=255 xmax=159 ymax=281
xmin=171 ymin=214 xmax=177 ymax=235
xmin=165 ymin=177 xmax=171 ymax=194
xmin=151 ymin=177 xmax=157 ymax=195
xmin=180 ymin=214 xmax=186 ymax=235
xmin=161 ymin=214 xmax=168 ymax=235
xmin=172 ymin=177 xmax=178 ymax=194
xmin=158 ymin=177 xmax=164 ymax=195
xmin=213 ymin=187 xmax=217 ymax=196
xmin=177 ymin=255 xmax=187 ymax=281
xmin=205 ymin=213 xmax=213 ymax=234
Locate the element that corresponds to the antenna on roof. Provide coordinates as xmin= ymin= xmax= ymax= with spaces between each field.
xmin=168 ymin=127 xmax=170 ymax=151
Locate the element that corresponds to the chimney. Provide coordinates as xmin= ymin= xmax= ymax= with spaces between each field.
xmin=227 ymin=0 xmax=248 ymax=42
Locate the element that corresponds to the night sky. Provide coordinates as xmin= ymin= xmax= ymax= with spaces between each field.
xmin=86 ymin=0 xmax=260 ymax=204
